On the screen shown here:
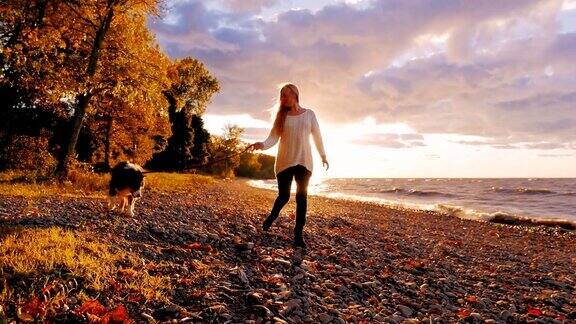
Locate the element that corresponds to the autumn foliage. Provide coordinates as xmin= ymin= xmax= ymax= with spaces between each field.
xmin=0 ymin=0 xmax=220 ymax=177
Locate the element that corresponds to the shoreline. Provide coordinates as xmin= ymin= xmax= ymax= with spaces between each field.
xmin=245 ymin=178 xmax=576 ymax=232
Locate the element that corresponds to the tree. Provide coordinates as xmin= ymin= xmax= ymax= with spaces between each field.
xmin=147 ymin=58 xmax=219 ymax=171
xmin=235 ymin=152 xmax=275 ymax=179
xmin=206 ymin=125 xmax=246 ymax=178
xmin=87 ymin=13 xmax=171 ymax=169
xmin=1 ymin=0 xmax=170 ymax=176
xmin=163 ymin=58 xmax=220 ymax=116
xmin=55 ymin=0 xmax=165 ymax=177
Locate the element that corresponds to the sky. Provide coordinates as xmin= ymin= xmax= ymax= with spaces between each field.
xmin=149 ymin=0 xmax=576 ymax=179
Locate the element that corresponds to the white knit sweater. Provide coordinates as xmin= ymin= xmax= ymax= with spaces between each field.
xmin=261 ymin=108 xmax=326 ymax=175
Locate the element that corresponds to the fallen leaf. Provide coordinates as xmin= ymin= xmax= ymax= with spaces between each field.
xmin=102 ymin=304 xmax=132 ymax=324
xmin=456 ymin=308 xmax=471 ymax=318
xmin=118 ymin=268 xmax=137 ymax=278
xmin=19 ymin=296 xmax=46 ymax=321
xmin=527 ymin=307 xmax=542 ymax=317
xmin=77 ymin=299 xmax=108 ymax=317
xmin=406 ymin=258 xmax=425 ymax=269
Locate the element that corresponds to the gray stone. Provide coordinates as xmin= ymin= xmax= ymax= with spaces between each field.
xmin=397 ymin=305 xmax=414 ymax=318
xmin=318 ymin=313 xmax=333 ymax=324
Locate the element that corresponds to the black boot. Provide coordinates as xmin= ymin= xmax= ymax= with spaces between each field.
xmin=293 ymin=233 xmax=307 ymax=249
xmin=262 ymin=217 xmax=273 ymax=232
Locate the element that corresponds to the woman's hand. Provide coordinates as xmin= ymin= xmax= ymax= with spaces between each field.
xmin=248 ymin=142 xmax=264 ymax=152
xmin=322 ymin=156 xmax=329 ymax=171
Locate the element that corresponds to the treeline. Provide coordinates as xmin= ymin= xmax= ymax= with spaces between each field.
xmin=0 ymin=0 xmax=274 ymax=180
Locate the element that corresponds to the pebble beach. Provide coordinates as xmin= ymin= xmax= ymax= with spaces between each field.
xmin=0 ymin=175 xmax=575 ymax=323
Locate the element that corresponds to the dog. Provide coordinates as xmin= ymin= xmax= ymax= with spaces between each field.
xmin=108 ymin=161 xmax=145 ymax=217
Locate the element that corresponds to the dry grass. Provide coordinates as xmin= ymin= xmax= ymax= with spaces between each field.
xmin=0 ymin=171 xmax=214 ymax=198
xmin=145 ymin=172 xmax=214 ymax=193
xmin=0 ymin=171 xmax=109 ymax=198
xmin=0 ymin=227 xmax=172 ymax=302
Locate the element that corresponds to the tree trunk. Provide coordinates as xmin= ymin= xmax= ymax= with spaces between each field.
xmin=56 ymin=2 xmax=116 ymax=178
xmin=104 ymin=115 xmax=113 ymax=170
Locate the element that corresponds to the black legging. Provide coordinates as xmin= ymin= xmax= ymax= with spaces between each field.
xmin=263 ymin=164 xmax=312 ymax=240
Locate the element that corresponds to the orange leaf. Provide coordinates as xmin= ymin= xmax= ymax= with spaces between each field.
xmin=118 ymin=268 xmax=137 ymax=278
xmin=185 ymin=242 xmax=213 ymax=252
xmin=145 ymin=262 xmax=157 ymax=271
xmin=466 ymin=295 xmax=477 ymax=303
xmin=406 ymin=258 xmax=424 ymax=269
xmin=77 ymin=299 xmax=108 ymax=317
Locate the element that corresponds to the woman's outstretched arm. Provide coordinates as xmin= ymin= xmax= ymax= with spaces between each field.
xmin=261 ymin=128 xmax=279 ymax=150
xmin=311 ymin=111 xmax=327 ymax=162
xmin=251 ymin=128 xmax=279 ymax=151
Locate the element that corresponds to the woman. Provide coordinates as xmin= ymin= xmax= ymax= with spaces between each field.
xmin=249 ymin=83 xmax=329 ymax=249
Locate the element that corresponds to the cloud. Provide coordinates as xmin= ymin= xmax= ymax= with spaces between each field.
xmin=454 ymin=139 xmax=573 ymax=150
xmin=351 ymin=133 xmax=426 ymax=148
xmin=538 ymin=153 xmax=574 ymax=157
xmin=216 ymin=0 xmax=279 ymax=12
xmin=241 ymin=127 xmax=271 ymax=141
xmin=150 ymin=0 xmax=576 ymax=151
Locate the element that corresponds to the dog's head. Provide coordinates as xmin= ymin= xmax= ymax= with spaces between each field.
xmin=125 ymin=162 xmax=145 ymax=197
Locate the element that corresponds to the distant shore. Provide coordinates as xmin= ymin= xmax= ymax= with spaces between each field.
xmin=0 ymin=174 xmax=574 ymax=322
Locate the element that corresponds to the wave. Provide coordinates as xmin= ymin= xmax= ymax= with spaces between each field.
xmin=378 ymin=187 xmax=456 ymax=198
xmin=489 ymin=187 xmax=557 ymax=195
xmin=488 ymin=213 xmax=576 ymax=231
xmin=434 ymin=204 xmax=575 ymax=230
xmin=320 ymin=193 xmax=576 ymax=231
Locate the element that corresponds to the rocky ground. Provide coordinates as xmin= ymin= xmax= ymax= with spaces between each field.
xmin=0 ymin=175 xmax=575 ymax=323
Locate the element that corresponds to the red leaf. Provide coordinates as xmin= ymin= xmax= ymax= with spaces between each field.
xmin=19 ymin=296 xmax=46 ymax=321
xmin=127 ymin=294 xmax=143 ymax=303
xmin=77 ymin=299 xmax=108 ymax=317
xmin=109 ymin=279 xmax=122 ymax=293
xmin=178 ymin=278 xmax=193 ymax=286
xmin=456 ymin=308 xmax=471 ymax=318
xmin=527 ymin=307 xmax=542 ymax=317
xmin=102 ymin=304 xmax=132 ymax=324
xmin=41 ymin=284 xmax=54 ymax=295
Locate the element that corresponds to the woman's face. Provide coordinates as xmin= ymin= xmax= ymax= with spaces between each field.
xmin=280 ymin=88 xmax=296 ymax=107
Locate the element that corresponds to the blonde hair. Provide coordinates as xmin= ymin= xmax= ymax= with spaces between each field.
xmin=268 ymin=83 xmax=299 ymax=136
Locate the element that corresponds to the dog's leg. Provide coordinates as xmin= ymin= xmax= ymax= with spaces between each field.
xmin=120 ymin=196 xmax=127 ymax=212
xmin=126 ymin=195 xmax=136 ymax=216
xmin=108 ymin=196 xmax=117 ymax=211
xmin=129 ymin=196 xmax=137 ymax=217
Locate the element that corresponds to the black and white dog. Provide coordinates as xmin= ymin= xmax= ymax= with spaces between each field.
xmin=108 ymin=161 xmax=145 ymax=217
